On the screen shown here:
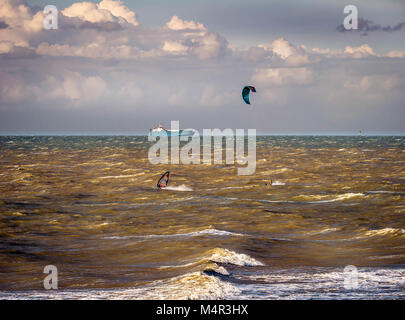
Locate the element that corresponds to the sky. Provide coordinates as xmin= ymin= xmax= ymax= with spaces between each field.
xmin=0 ymin=0 xmax=404 ymax=134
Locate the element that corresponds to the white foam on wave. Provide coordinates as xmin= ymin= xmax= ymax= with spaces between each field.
xmin=306 ymin=227 xmax=339 ymax=235
xmin=104 ymin=228 xmax=245 ymax=240
xmin=272 ymin=181 xmax=285 ymax=186
xmin=209 ymin=248 xmax=264 ymax=266
xmin=158 ymin=247 xmax=264 ymax=271
xmin=0 ymin=271 xmax=242 ymax=300
xmin=235 ymin=267 xmax=405 ymax=300
xmin=0 ymin=248 xmax=264 ymax=300
xmin=164 ymin=184 xmax=193 ymax=191
xmin=4 ymin=267 xmax=405 ymax=300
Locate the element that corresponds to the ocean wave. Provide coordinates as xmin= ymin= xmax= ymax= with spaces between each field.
xmin=261 ymin=168 xmax=291 ymax=175
xmin=4 ymin=267 xmax=405 ymax=300
xmin=306 ymin=193 xmax=364 ymax=203
xmin=235 ymin=267 xmax=405 ymax=299
xmin=353 ymin=228 xmax=405 ymax=240
xmin=237 ymin=193 xmax=365 ymax=205
xmin=155 ymin=247 xmax=264 ymax=271
xmin=163 ymin=185 xmax=193 ymax=191
xmin=365 ymin=190 xmax=401 ymax=195
xmin=104 ymin=228 xmax=245 ymax=240
xmin=306 ymin=227 xmax=339 ymax=235
xmin=205 ymin=186 xmax=253 ymax=191
xmin=157 ymin=261 xmax=197 ymax=270
xmin=158 ymin=247 xmax=263 ymax=271
xmin=0 ymin=271 xmax=240 ymax=300
xmin=208 ymin=248 xmax=264 ymax=266
xmin=99 ymin=173 xmax=145 ymax=179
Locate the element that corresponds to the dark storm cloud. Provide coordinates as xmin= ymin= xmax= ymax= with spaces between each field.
xmin=337 ymin=18 xmax=405 ymax=35
xmin=0 ymin=20 xmax=8 ymax=29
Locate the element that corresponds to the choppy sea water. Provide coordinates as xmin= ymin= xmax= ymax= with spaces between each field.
xmin=0 ymin=135 xmax=404 ymax=299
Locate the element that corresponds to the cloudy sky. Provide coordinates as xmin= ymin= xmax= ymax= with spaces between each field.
xmin=0 ymin=0 xmax=404 ymax=134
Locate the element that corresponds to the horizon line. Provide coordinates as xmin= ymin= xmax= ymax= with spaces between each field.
xmin=1 ymin=132 xmax=405 ymax=137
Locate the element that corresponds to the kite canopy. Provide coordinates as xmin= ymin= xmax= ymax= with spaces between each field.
xmin=242 ymin=86 xmax=256 ymax=105
xmin=157 ymin=171 xmax=170 ymax=189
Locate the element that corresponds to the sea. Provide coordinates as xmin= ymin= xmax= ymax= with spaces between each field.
xmin=0 ymin=135 xmax=404 ymax=299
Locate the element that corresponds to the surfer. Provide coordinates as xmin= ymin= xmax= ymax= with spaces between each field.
xmin=157 ymin=171 xmax=170 ymax=189
xmin=264 ymin=179 xmax=272 ymax=186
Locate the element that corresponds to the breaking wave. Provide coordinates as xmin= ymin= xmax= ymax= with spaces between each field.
xmin=271 ymin=181 xmax=285 ymax=186
xmin=208 ymin=248 xmax=264 ymax=266
xmin=104 ymin=228 xmax=245 ymax=240
xmin=164 ymin=184 xmax=193 ymax=191
xmin=305 ymin=193 xmax=365 ymax=203
xmin=3 ymin=266 xmax=405 ymax=300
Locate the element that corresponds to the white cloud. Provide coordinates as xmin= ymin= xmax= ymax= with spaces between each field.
xmin=0 ymin=1 xmax=227 ymax=61
xmin=162 ymin=41 xmax=188 ymax=54
xmin=386 ymin=50 xmax=405 ymax=58
xmin=0 ymin=0 xmax=31 ymax=29
xmin=257 ymin=37 xmax=311 ymax=67
xmin=312 ymin=44 xmax=405 ymax=60
xmin=166 ymin=16 xmax=206 ymax=32
xmin=0 ymin=0 xmax=44 ymax=34
xmin=0 ymin=41 xmax=14 ymax=54
xmin=190 ymin=32 xmax=227 ymax=60
xmin=343 ymin=44 xmax=376 ymax=58
xmin=98 ymin=0 xmax=138 ymax=26
xmin=0 ymin=0 xmax=404 ymax=134
xmin=259 ymin=38 xmax=295 ymax=59
xmin=62 ymin=0 xmax=138 ymax=26
xmin=164 ymin=16 xmax=227 ymax=59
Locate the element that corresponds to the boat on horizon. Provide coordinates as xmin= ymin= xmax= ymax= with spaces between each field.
xmin=149 ymin=124 xmax=195 ymax=137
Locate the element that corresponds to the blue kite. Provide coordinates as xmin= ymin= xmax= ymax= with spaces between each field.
xmin=242 ymin=86 xmax=256 ymax=105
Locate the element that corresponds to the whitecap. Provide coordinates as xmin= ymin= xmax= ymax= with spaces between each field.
xmin=353 ymin=227 xmax=405 ymax=240
xmin=307 ymin=193 xmax=364 ymax=203
xmin=104 ymin=228 xmax=245 ymax=240
xmin=209 ymin=248 xmax=264 ymax=266
xmin=163 ymin=184 xmax=193 ymax=191
xmin=271 ymin=181 xmax=285 ymax=186
xmin=306 ymin=227 xmax=339 ymax=235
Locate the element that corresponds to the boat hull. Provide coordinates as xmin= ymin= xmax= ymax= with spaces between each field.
xmin=149 ymin=129 xmax=194 ymax=137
